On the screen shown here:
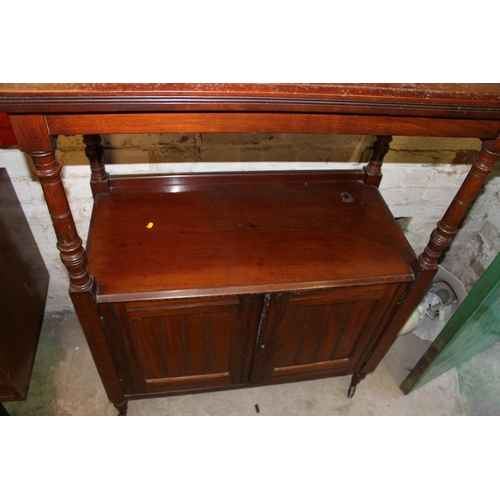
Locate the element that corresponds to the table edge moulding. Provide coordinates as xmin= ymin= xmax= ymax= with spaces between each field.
xmin=1 ymin=84 xmax=499 ymax=415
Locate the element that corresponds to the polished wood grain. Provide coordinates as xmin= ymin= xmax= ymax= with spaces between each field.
xmin=99 ymin=295 xmax=263 ymax=394
xmin=8 ymin=115 xmax=94 ymax=292
xmin=70 ymin=288 xmax=127 ymax=414
xmin=2 ymin=84 xmax=500 ymax=118
xmin=9 ymin=114 xmax=54 ymax=151
xmin=83 ymin=134 xmax=109 ymax=196
xmin=45 ymin=112 xmax=500 ymax=138
xmin=0 ymin=113 xmax=16 ymax=145
xmin=29 ymin=148 xmax=92 ymax=292
xmin=2 ymin=84 xmax=499 ymax=412
xmin=86 ymin=171 xmax=415 ymax=302
xmin=251 ymin=283 xmax=407 ymax=384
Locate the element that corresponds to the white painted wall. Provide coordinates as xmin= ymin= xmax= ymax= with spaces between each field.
xmin=1 ymin=134 xmax=498 ymax=311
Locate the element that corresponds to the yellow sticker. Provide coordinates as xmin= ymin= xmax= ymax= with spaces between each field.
xmin=146 ymin=222 xmax=154 ymax=229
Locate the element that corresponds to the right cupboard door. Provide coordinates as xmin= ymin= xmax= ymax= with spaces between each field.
xmin=251 ymin=284 xmax=406 ymax=384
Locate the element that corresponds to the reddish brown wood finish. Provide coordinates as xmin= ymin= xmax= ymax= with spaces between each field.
xmin=2 ymin=84 xmax=500 ymax=118
xmin=30 ymin=149 xmax=92 ymax=292
xmin=0 ymin=169 xmax=49 ymax=401
xmin=85 ymin=170 xmax=417 ymax=408
xmin=250 ymin=284 xmax=408 ymax=385
xmin=86 ymin=172 xmax=415 ymax=302
xmin=9 ymin=114 xmax=54 ymax=151
xmin=45 ymin=112 xmax=500 ymax=138
xmin=420 ymin=137 xmax=500 ymax=270
xmin=361 ymin=259 xmax=438 ymax=375
xmin=1 ymin=84 xmax=499 ymax=414
xmin=70 ymin=288 xmax=127 ymax=413
xmin=83 ymin=134 xmax=109 ymax=196
xmin=99 ymin=295 xmax=263 ymax=396
xmin=0 ymin=113 xmax=16 ymax=145
xmin=363 ymin=135 xmax=393 ymax=186
xmin=8 ymin=115 xmax=93 ymax=293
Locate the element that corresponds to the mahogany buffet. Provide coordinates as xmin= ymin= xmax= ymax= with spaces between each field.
xmin=1 ymin=84 xmax=499 ymax=415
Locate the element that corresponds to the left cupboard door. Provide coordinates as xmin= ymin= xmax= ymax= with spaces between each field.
xmin=98 ymin=295 xmax=263 ymax=396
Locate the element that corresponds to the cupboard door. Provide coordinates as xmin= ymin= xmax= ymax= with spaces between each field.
xmin=100 ymin=295 xmax=262 ymax=395
xmin=252 ymin=284 xmax=404 ymax=384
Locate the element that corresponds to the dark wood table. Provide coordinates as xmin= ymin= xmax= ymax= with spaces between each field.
xmin=1 ymin=84 xmax=499 ymax=415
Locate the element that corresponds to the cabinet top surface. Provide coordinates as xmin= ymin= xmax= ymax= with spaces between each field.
xmin=2 ymin=83 xmax=500 ymax=118
xmin=87 ymin=171 xmax=415 ymax=301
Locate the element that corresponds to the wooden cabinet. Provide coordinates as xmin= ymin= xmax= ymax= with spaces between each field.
xmin=83 ymin=169 xmax=415 ymax=408
xmin=2 ymin=84 xmax=499 ymax=414
xmin=97 ymin=280 xmax=410 ymax=402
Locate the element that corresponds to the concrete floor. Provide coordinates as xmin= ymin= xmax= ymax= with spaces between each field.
xmin=4 ymin=309 xmax=500 ymax=416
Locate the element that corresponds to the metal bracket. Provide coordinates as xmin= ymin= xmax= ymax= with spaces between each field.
xmin=341 ymin=192 xmax=354 ymax=203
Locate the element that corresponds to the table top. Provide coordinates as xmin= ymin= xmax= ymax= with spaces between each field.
xmin=1 ymin=84 xmax=500 ymax=118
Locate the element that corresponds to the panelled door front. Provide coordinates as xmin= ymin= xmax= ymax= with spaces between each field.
xmin=99 ymin=295 xmax=263 ymax=395
xmin=251 ymin=284 xmax=404 ymax=384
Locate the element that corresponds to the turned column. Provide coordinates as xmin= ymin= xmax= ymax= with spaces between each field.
xmin=419 ymin=137 xmax=500 ymax=270
xmin=363 ymin=135 xmax=393 ymax=187
xmin=351 ymin=136 xmax=500 ymax=396
xmin=31 ymin=144 xmax=128 ymax=413
xmin=83 ymin=134 xmax=109 ymax=195
xmin=30 ymin=148 xmax=94 ymax=292
xmin=9 ymin=115 xmax=126 ymax=414
xmin=8 ymin=116 xmax=93 ymax=292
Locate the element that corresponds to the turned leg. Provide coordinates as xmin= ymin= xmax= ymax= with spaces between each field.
xmin=29 ymin=148 xmax=94 ymax=292
xmin=363 ymin=135 xmax=393 ymax=187
xmin=347 ymin=372 xmax=367 ymax=398
xmin=419 ymin=136 xmax=500 ymax=270
xmin=83 ymin=134 xmax=109 ymax=196
xmin=8 ymin=115 xmax=126 ymax=415
xmin=115 ymin=400 xmax=128 ymax=416
xmin=360 ymin=135 xmax=500 ymax=377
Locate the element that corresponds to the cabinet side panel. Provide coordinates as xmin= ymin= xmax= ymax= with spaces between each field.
xmin=348 ymin=283 xmax=406 ymax=369
xmin=98 ymin=303 xmax=138 ymax=394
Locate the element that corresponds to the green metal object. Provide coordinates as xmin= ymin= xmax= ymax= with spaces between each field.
xmin=400 ymin=251 xmax=500 ymax=394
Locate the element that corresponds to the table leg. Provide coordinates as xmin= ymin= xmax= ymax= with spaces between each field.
xmin=347 ymin=372 xmax=367 ymax=398
xmin=419 ymin=136 xmax=500 ymax=271
xmin=83 ymin=134 xmax=109 ymax=196
xmin=363 ymin=135 xmax=393 ymax=187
